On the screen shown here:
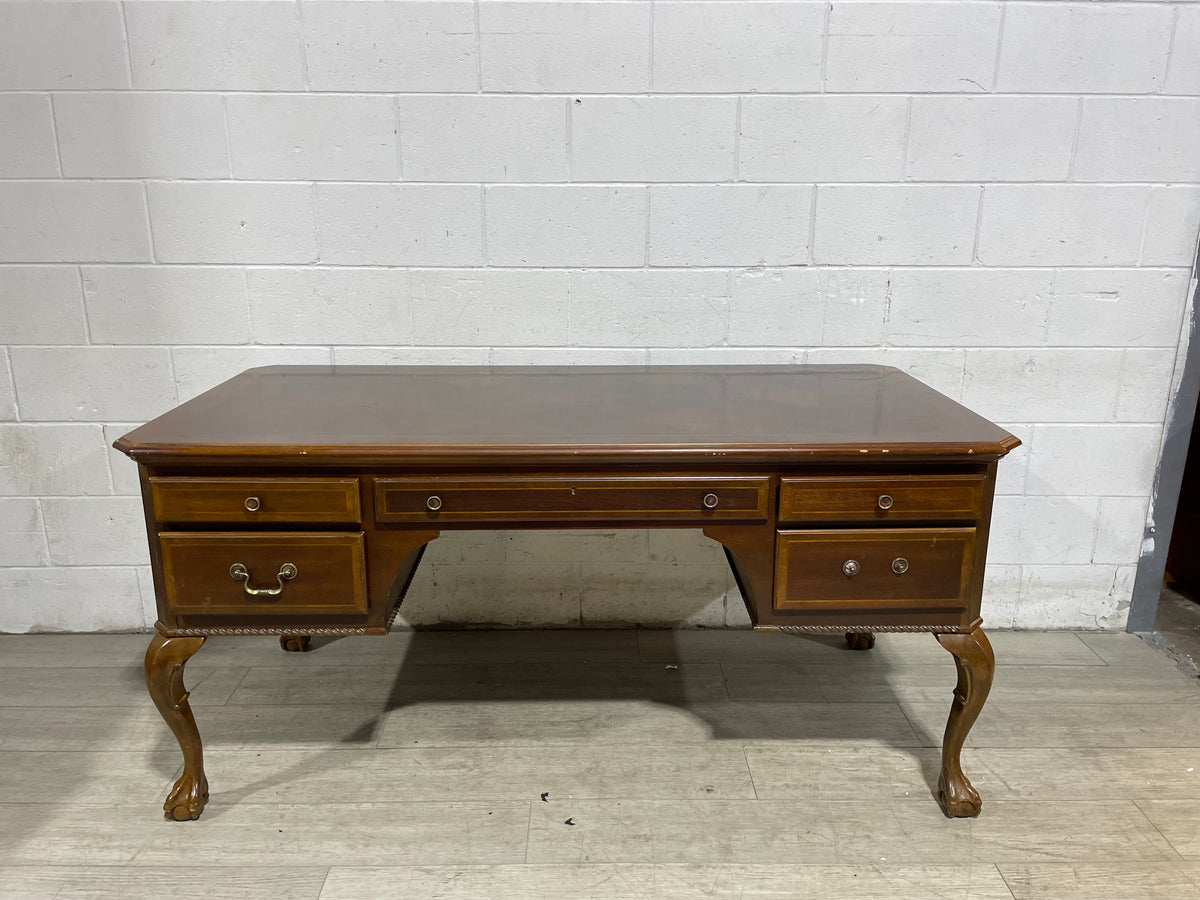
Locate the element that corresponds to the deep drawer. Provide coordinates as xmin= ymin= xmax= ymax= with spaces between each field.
xmin=374 ymin=476 xmax=770 ymax=524
xmin=773 ymin=527 xmax=975 ymax=611
xmin=151 ymin=477 xmax=361 ymax=524
xmin=778 ymin=474 xmax=985 ymax=523
xmin=159 ymin=532 xmax=366 ymax=616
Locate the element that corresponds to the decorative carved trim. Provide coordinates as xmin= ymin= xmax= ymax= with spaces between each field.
xmin=762 ymin=623 xmax=971 ymax=634
xmin=164 ymin=626 xmax=370 ymax=637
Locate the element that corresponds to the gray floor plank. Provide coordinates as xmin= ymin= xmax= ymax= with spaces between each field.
xmin=0 ymin=705 xmax=147 ymax=751
xmin=199 ymin=745 xmax=754 ymax=805
xmin=997 ymin=861 xmax=1200 ymax=899
xmin=3 ymin=629 xmax=1198 ymax=897
xmin=723 ymin=662 xmax=1200 ymax=704
xmin=0 ymin=750 xmax=179 ymax=805
xmin=0 ymin=633 xmax=151 ymax=668
xmin=1134 ymin=800 xmax=1200 ymax=857
xmin=524 ymin=799 xmax=1177 ymax=865
xmin=319 ymin=863 xmax=1016 ymax=900
xmin=135 ymin=704 xmax=386 ymax=751
xmin=1075 ymin=632 xmax=1181 ymax=667
xmin=0 ymin=665 xmax=248 ymax=708
xmin=0 ymin=802 xmax=530 ymax=866
xmin=747 ymin=746 xmax=1200 ymax=801
xmin=378 ymin=700 xmax=923 ymax=747
xmin=639 ymin=630 xmax=1105 ymax=667
xmin=902 ymin=700 xmax=1200 ymax=748
xmin=0 ymin=866 xmax=328 ymax=900
xmin=226 ymin=662 xmax=730 ymax=707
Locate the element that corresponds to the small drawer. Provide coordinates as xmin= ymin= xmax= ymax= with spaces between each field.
xmin=778 ymin=474 xmax=984 ymax=524
xmin=375 ymin=476 xmax=770 ymax=524
xmin=160 ymin=532 xmax=366 ymax=616
xmin=151 ymin=477 xmax=360 ymax=524
xmin=774 ymin=527 xmax=975 ymax=612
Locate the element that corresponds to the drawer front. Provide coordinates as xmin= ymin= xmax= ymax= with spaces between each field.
xmin=375 ymin=476 xmax=770 ymax=524
xmin=774 ymin=528 xmax=975 ymax=611
xmin=778 ymin=475 xmax=985 ymax=523
xmin=151 ymin=477 xmax=360 ymax=524
xmin=160 ymin=532 xmax=366 ymax=616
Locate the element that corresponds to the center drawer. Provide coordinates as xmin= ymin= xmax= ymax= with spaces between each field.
xmin=159 ymin=532 xmax=366 ymax=617
xmin=374 ymin=476 xmax=770 ymax=524
xmin=774 ymin=527 xmax=975 ymax=611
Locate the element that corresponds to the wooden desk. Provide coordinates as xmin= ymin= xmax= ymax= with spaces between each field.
xmin=115 ymin=365 xmax=1019 ymax=822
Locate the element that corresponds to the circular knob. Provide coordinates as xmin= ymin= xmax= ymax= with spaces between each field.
xmin=842 ymin=559 xmax=860 ymax=577
xmin=877 ymin=494 xmax=894 ymax=510
xmin=426 ymin=495 xmax=442 ymax=511
xmin=244 ymin=496 xmax=261 ymax=512
xmin=892 ymin=557 xmax=909 ymax=574
xmin=702 ymin=493 xmax=719 ymax=509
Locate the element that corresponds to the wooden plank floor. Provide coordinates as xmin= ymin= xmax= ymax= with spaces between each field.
xmin=1 ymin=629 xmax=1199 ymax=899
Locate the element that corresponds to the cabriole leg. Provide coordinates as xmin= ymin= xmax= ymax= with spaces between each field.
xmin=934 ymin=627 xmax=994 ymax=818
xmin=144 ymin=632 xmax=208 ymax=821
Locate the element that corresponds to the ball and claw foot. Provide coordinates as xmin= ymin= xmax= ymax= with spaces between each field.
xmin=280 ymin=634 xmax=311 ymax=652
xmin=845 ymin=631 xmax=875 ymax=651
xmin=937 ymin=772 xmax=982 ymax=818
xmin=164 ymin=771 xmax=209 ymax=821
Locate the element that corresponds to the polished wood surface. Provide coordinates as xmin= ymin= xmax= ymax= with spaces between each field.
xmin=114 ymin=365 xmax=1018 ymax=463
xmin=116 ymin=364 xmax=1019 ymax=821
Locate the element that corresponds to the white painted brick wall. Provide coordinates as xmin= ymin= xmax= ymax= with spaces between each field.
xmin=55 ymin=93 xmax=229 ymax=179
xmin=0 ymin=0 xmax=1197 ymax=633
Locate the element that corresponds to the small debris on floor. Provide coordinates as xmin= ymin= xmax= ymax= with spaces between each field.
xmin=541 ymin=792 xmax=549 ymax=801
xmin=665 ymin=664 xmax=679 ymax=670
xmin=564 ymin=818 xmax=575 ymax=826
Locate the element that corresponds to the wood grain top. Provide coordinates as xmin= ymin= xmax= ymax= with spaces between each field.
xmin=114 ymin=365 xmax=1020 ymax=465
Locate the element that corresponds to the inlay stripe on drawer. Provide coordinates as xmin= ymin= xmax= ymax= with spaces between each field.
xmin=374 ymin=476 xmax=770 ymax=524
xmin=778 ymin=474 xmax=985 ymax=523
xmin=151 ymin=477 xmax=360 ymax=524
xmin=774 ymin=527 xmax=975 ymax=612
xmin=160 ymin=531 xmax=366 ymax=617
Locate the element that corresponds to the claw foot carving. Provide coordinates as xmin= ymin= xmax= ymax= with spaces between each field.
xmin=280 ymin=634 xmax=311 ymax=652
xmin=937 ymin=771 xmax=982 ymax=818
xmin=845 ymin=631 xmax=875 ymax=651
xmin=164 ymin=771 xmax=209 ymax=821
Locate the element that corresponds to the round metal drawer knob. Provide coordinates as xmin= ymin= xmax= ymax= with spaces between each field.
xmin=892 ymin=557 xmax=909 ymax=574
xmin=842 ymin=559 xmax=861 ymax=577
xmin=244 ymin=496 xmax=261 ymax=512
xmin=702 ymin=492 xmax=720 ymax=509
xmin=877 ymin=494 xmax=894 ymax=510
xmin=426 ymin=495 xmax=443 ymax=511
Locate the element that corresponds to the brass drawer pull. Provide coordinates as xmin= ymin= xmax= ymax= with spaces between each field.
xmin=877 ymin=494 xmax=893 ymax=510
xmin=842 ymin=559 xmax=860 ymax=577
xmin=244 ymin=496 xmax=261 ymax=512
xmin=702 ymin=492 xmax=719 ymax=509
xmin=426 ymin=495 xmax=443 ymax=511
xmin=229 ymin=562 xmax=297 ymax=597
xmin=892 ymin=557 xmax=909 ymax=574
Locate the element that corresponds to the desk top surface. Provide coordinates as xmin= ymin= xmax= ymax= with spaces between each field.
xmin=115 ymin=365 xmax=1019 ymax=464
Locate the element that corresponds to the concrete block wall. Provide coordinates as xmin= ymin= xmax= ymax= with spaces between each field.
xmin=1 ymin=0 xmax=1197 ymax=631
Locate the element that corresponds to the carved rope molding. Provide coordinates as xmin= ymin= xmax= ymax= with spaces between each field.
xmin=164 ymin=626 xmax=371 ymax=637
